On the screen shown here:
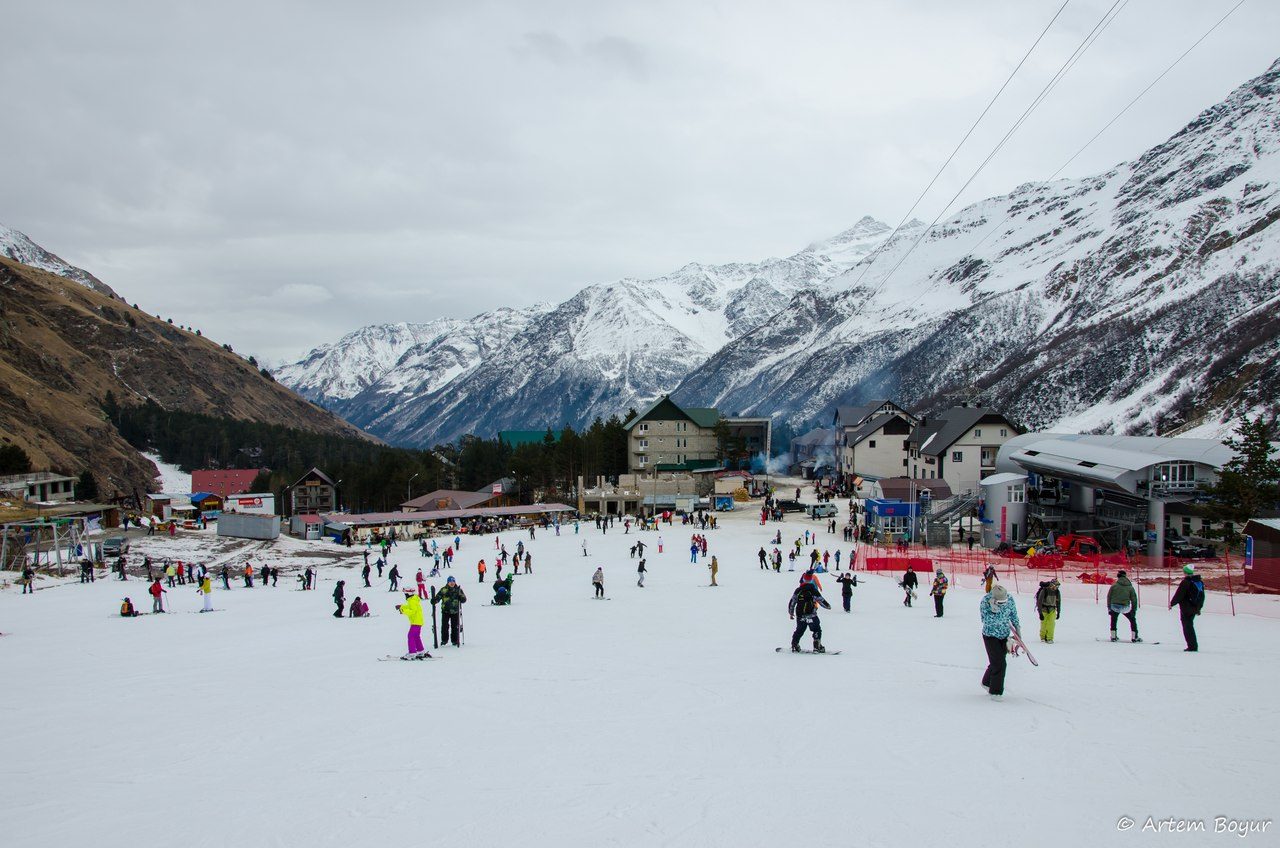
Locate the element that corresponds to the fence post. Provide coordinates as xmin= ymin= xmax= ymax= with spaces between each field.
xmin=1225 ymin=549 xmax=1236 ymax=616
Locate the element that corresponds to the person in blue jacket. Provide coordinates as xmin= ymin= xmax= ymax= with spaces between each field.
xmin=979 ymin=584 xmax=1021 ymax=701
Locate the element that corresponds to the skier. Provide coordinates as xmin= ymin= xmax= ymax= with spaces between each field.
xmin=333 ymin=580 xmax=346 ymax=617
xmin=523 ymin=552 xmax=532 ymax=575
xmin=1035 ymin=579 xmax=1061 ymax=643
xmin=395 ymin=586 xmax=429 ymax=658
xmin=388 ymin=565 xmax=400 ymax=592
xmin=477 ymin=559 xmax=487 ymax=583
xmin=836 ymin=571 xmax=857 ymax=612
xmin=690 ymin=541 xmax=698 ymax=564
xmin=901 ymin=565 xmax=918 ymax=607
xmin=979 ymin=584 xmax=1021 ymax=700
xmin=787 ymin=572 xmax=831 ymax=652
xmin=493 ymin=573 xmax=512 ymax=606
xmin=416 ymin=569 xmax=427 ymax=599
xmin=1107 ymin=570 xmax=1141 ymax=642
xmin=362 ymin=562 xmax=372 ymax=588
xmin=929 ymin=568 xmax=949 ymax=617
xmin=433 ymin=576 xmax=467 ymax=647
xmin=1169 ymin=564 xmax=1205 ymax=651
xmin=709 ymin=555 xmax=719 ymax=587
xmin=592 ymin=567 xmax=605 ymax=599
xmin=198 ymin=573 xmax=214 ymax=612
xmin=983 ymin=565 xmax=998 ymax=593
xmin=243 ymin=563 xmax=254 ymax=588
xmin=149 ymin=578 xmax=166 ymax=613
xmin=637 ymin=558 xmax=647 ymax=587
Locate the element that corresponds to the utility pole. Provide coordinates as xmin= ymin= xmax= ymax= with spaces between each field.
xmin=407 ymin=472 xmax=419 ymax=504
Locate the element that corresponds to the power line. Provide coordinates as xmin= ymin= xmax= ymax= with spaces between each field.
xmin=847 ymin=0 xmax=1071 ymax=290
xmin=866 ymin=0 xmax=1131 ymax=298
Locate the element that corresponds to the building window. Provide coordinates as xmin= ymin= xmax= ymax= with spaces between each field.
xmin=639 ymin=423 xmax=648 ymax=433
xmin=1008 ymin=484 xmax=1025 ymax=503
xmin=951 ymin=451 xmax=964 ymax=463
xmin=1153 ymin=462 xmax=1196 ymax=490
xmin=869 ymin=440 xmax=876 ymax=448
xmin=973 ymin=429 xmax=982 ymax=438
xmin=980 ymin=448 xmax=995 ymax=466
xmin=640 ymin=439 xmax=649 ymax=448
xmin=1000 ymin=428 xmax=1008 ymax=437
xmin=902 ymin=458 xmax=908 ymax=467
xmin=638 ymin=455 xmax=647 ymax=466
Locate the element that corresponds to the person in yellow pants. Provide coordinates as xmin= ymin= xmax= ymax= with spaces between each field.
xmin=1035 ymin=578 xmax=1061 ymax=643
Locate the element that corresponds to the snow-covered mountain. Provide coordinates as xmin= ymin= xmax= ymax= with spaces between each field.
xmin=675 ymin=57 xmax=1280 ymax=436
xmin=0 ymin=223 xmax=117 ymax=296
xmin=280 ymin=217 xmax=892 ymax=444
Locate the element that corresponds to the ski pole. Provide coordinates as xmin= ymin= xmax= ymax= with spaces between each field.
xmin=430 ymin=585 xmax=438 ymax=649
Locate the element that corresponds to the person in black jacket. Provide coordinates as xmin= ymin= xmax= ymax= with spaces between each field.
xmin=433 ymin=576 xmax=467 ymax=646
xmin=788 ymin=573 xmax=832 ymax=652
xmin=333 ymin=580 xmax=345 ymax=617
xmin=1169 ymin=565 xmax=1205 ymax=651
xmin=836 ymin=572 xmax=858 ymax=612
xmin=901 ymin=566 xmax=918 ymax=607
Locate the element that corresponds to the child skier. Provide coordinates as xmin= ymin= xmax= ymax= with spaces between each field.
xmin=396 ymin=586 xmax=429 ymax=659
xmin=787 ymin=572 xmax=831 ymax=652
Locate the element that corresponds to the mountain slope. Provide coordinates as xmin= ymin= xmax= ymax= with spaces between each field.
xmin=282 ymin=217 xmax=892 ymax=444
xmin=1 ymin=223 xmax=118 ymax=297
xmin=0 ymin=255 xmax=370 ymax=497
xmin=674 ymin=56 xmax=1280 ymax=436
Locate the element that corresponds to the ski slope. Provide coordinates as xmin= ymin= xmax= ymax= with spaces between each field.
xmin=2 ymin=494 xmax=1277 ymax=848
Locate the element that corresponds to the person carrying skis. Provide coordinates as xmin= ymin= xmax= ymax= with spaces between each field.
xmin=1035 ymin=579 xmax=1061 ymax=643
xmin=333 ymin=580 xmax=346 ymax=618
xmin=397 ymin=586 xmax=428 ymax=658
xmin=432 ymin=576 xmax=467 ymax=647
xmin=929 ymin=568 xmax=949 ymax=617
xmin=198 ymin=573 xmax=214 ymax=613
xmin=787 ymin=572 xmax=831 ymax=652
xmin=1106 ymin=570 xmax=1141 ymax=642
xmin=1169 ymin=564 xmax=1205 ymax=652
xmin=836 ymin=571 xmax=858 ymax=612
xmin=637 ymin=558 xmax=647 ymax=587
xmin=979 ymin=584 xmax=1021 ymax=700
xmin=592 ymin=567 xmax=605 ymax=598
xmin=901 ymin=566 xmax=918 ymax=607
xmin=149 ymin=578 xmax=166 ymax=613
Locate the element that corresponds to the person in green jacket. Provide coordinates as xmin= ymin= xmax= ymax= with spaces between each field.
xmin=432 ymin=576 xmax=467 ymax=646
xmin=1106 ymin=570 xmax=1141 ymax=642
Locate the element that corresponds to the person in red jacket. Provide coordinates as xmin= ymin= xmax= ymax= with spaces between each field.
xmin=148 ymin=578 xmax=167 ymax=613
xmin=477 ymin=559 xmax=487 ymax=583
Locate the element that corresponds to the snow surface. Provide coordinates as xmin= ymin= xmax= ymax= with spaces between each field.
xmin=2 ymin=486 xmax=1276 ymax=847
xmin=142 ymin=450 xmax=191 ymax=494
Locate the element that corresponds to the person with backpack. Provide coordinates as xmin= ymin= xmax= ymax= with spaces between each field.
xmin=836 ymin=571 xmax=858 ymax=612
xmin=787 ymin=571 xmax=832 ymax=652
xmin=979 ymin=584 xmax=1021 ymax=701
xmin=1035 ymin=579 xmax=1061 ymax=643
xmin=929 ymin=568 xmax=949 ymax=617
xmin=120 ymin=597 xmax=140 ymax=617
xmin=1106 ymin=570 xmax=1141 ymax=642
xmin=901 ymin=566 xmax=918 ymax=607
xmin=1169 ymin=565 xmax=1206 ymax=651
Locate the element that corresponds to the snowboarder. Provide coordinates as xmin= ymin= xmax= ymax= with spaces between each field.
xmin=709 ymin=555 xmax=719 ymax=587
xmin=1169 ymin=564 xmax=1205 ymax=651
xmin=787 ymin=572 xmax=831 ymax=652
xmin=979 ymin=584 xmax=1021 ymax=700
xmin=1107 ymin=570 xmax=1141 ymax=642
xmin=637 ymin=558 xmax=647 ymax=587
xmin=120 ymin=597 xmax=140 ymax=617
xmin=930 ymin=568 xmax=949 ymax=617
xmin=493 ymin=573 xmax=513 ymax=605
xmin=333 ymin=580 xmax=346 ymax=617
xmin=592 ymin=567 xmax=605 ymax=598
xmin=198 ymin=574 xmax=214 ymax=612
xmin=433 ymin=576 xmax=466 ymax=647
xmin=395 ymin=586 xmax=428 ymax=657
xmin=901 ymin=566 xmax=918 ymax=607
xmin=1035 ymin=579 xmax=1061 ymax=643
xmin=836 ymin=571 xmax=857 ymax=612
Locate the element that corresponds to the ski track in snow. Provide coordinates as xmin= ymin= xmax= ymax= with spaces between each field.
xmin=2 ymin=489 xmax=1277 ymax=847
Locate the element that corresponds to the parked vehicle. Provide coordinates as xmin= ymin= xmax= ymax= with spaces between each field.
xmin=776 ymin=500 xmax=806 ymax=514
xmin=807 ymin=503 xmax=838 ymax=518
xmin=102 ymin=537 xmax=129 ymax=557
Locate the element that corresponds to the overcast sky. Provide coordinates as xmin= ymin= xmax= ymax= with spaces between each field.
xmin=2 ymin=0 xmax=1276 ymax=363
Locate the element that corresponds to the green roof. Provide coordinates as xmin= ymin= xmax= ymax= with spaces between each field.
xmin=499 ymin=430 xmax=558 ymax=448
xmin=625 ymin=395 xmax=721 ymax=431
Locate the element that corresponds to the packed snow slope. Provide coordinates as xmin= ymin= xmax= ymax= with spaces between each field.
xmin=3 ymin=496 xmax=1277 ymax=848
xmin=278 ymin=218 xmax=892 ymax=444
xmin=676 ymin=56 xmax=1280 ymax=436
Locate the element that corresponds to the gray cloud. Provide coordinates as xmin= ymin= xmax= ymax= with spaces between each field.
xmin=1 ymin=0 xmax=1276 ymax=362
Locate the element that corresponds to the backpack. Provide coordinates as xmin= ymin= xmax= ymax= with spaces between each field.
xmin=1187 ymin=578 xmax=1205 ymax=609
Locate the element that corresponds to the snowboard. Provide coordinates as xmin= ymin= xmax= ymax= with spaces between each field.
xmin=591 ymin=596 xmax=611 ymax=600
xmin=1096 ymin=638 xmax=1160 ymax=645
xmin=776 ymin=647 xmax=842 ymax=655
xmin=1007 ymin=628 xmax=1038 ymax=667
xmin=377 ymin=654 xmax=439 ymax=662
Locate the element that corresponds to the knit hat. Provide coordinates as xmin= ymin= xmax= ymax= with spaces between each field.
xmin=403 ymin=586 xmax=415 ymax=594
xmin=1183 ymin=564 xmax=1194 ymax=574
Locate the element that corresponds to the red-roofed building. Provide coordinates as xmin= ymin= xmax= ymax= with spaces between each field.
xmin=191 ymin=469 xmax=264 ymax=499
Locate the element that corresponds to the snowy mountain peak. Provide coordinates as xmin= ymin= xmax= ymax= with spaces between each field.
xmin=0 ymin=223 xmax=117 ymax=296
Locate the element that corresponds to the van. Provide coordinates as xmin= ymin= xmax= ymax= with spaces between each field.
xmin=807 ymin=503 xmax=838 ymax=518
